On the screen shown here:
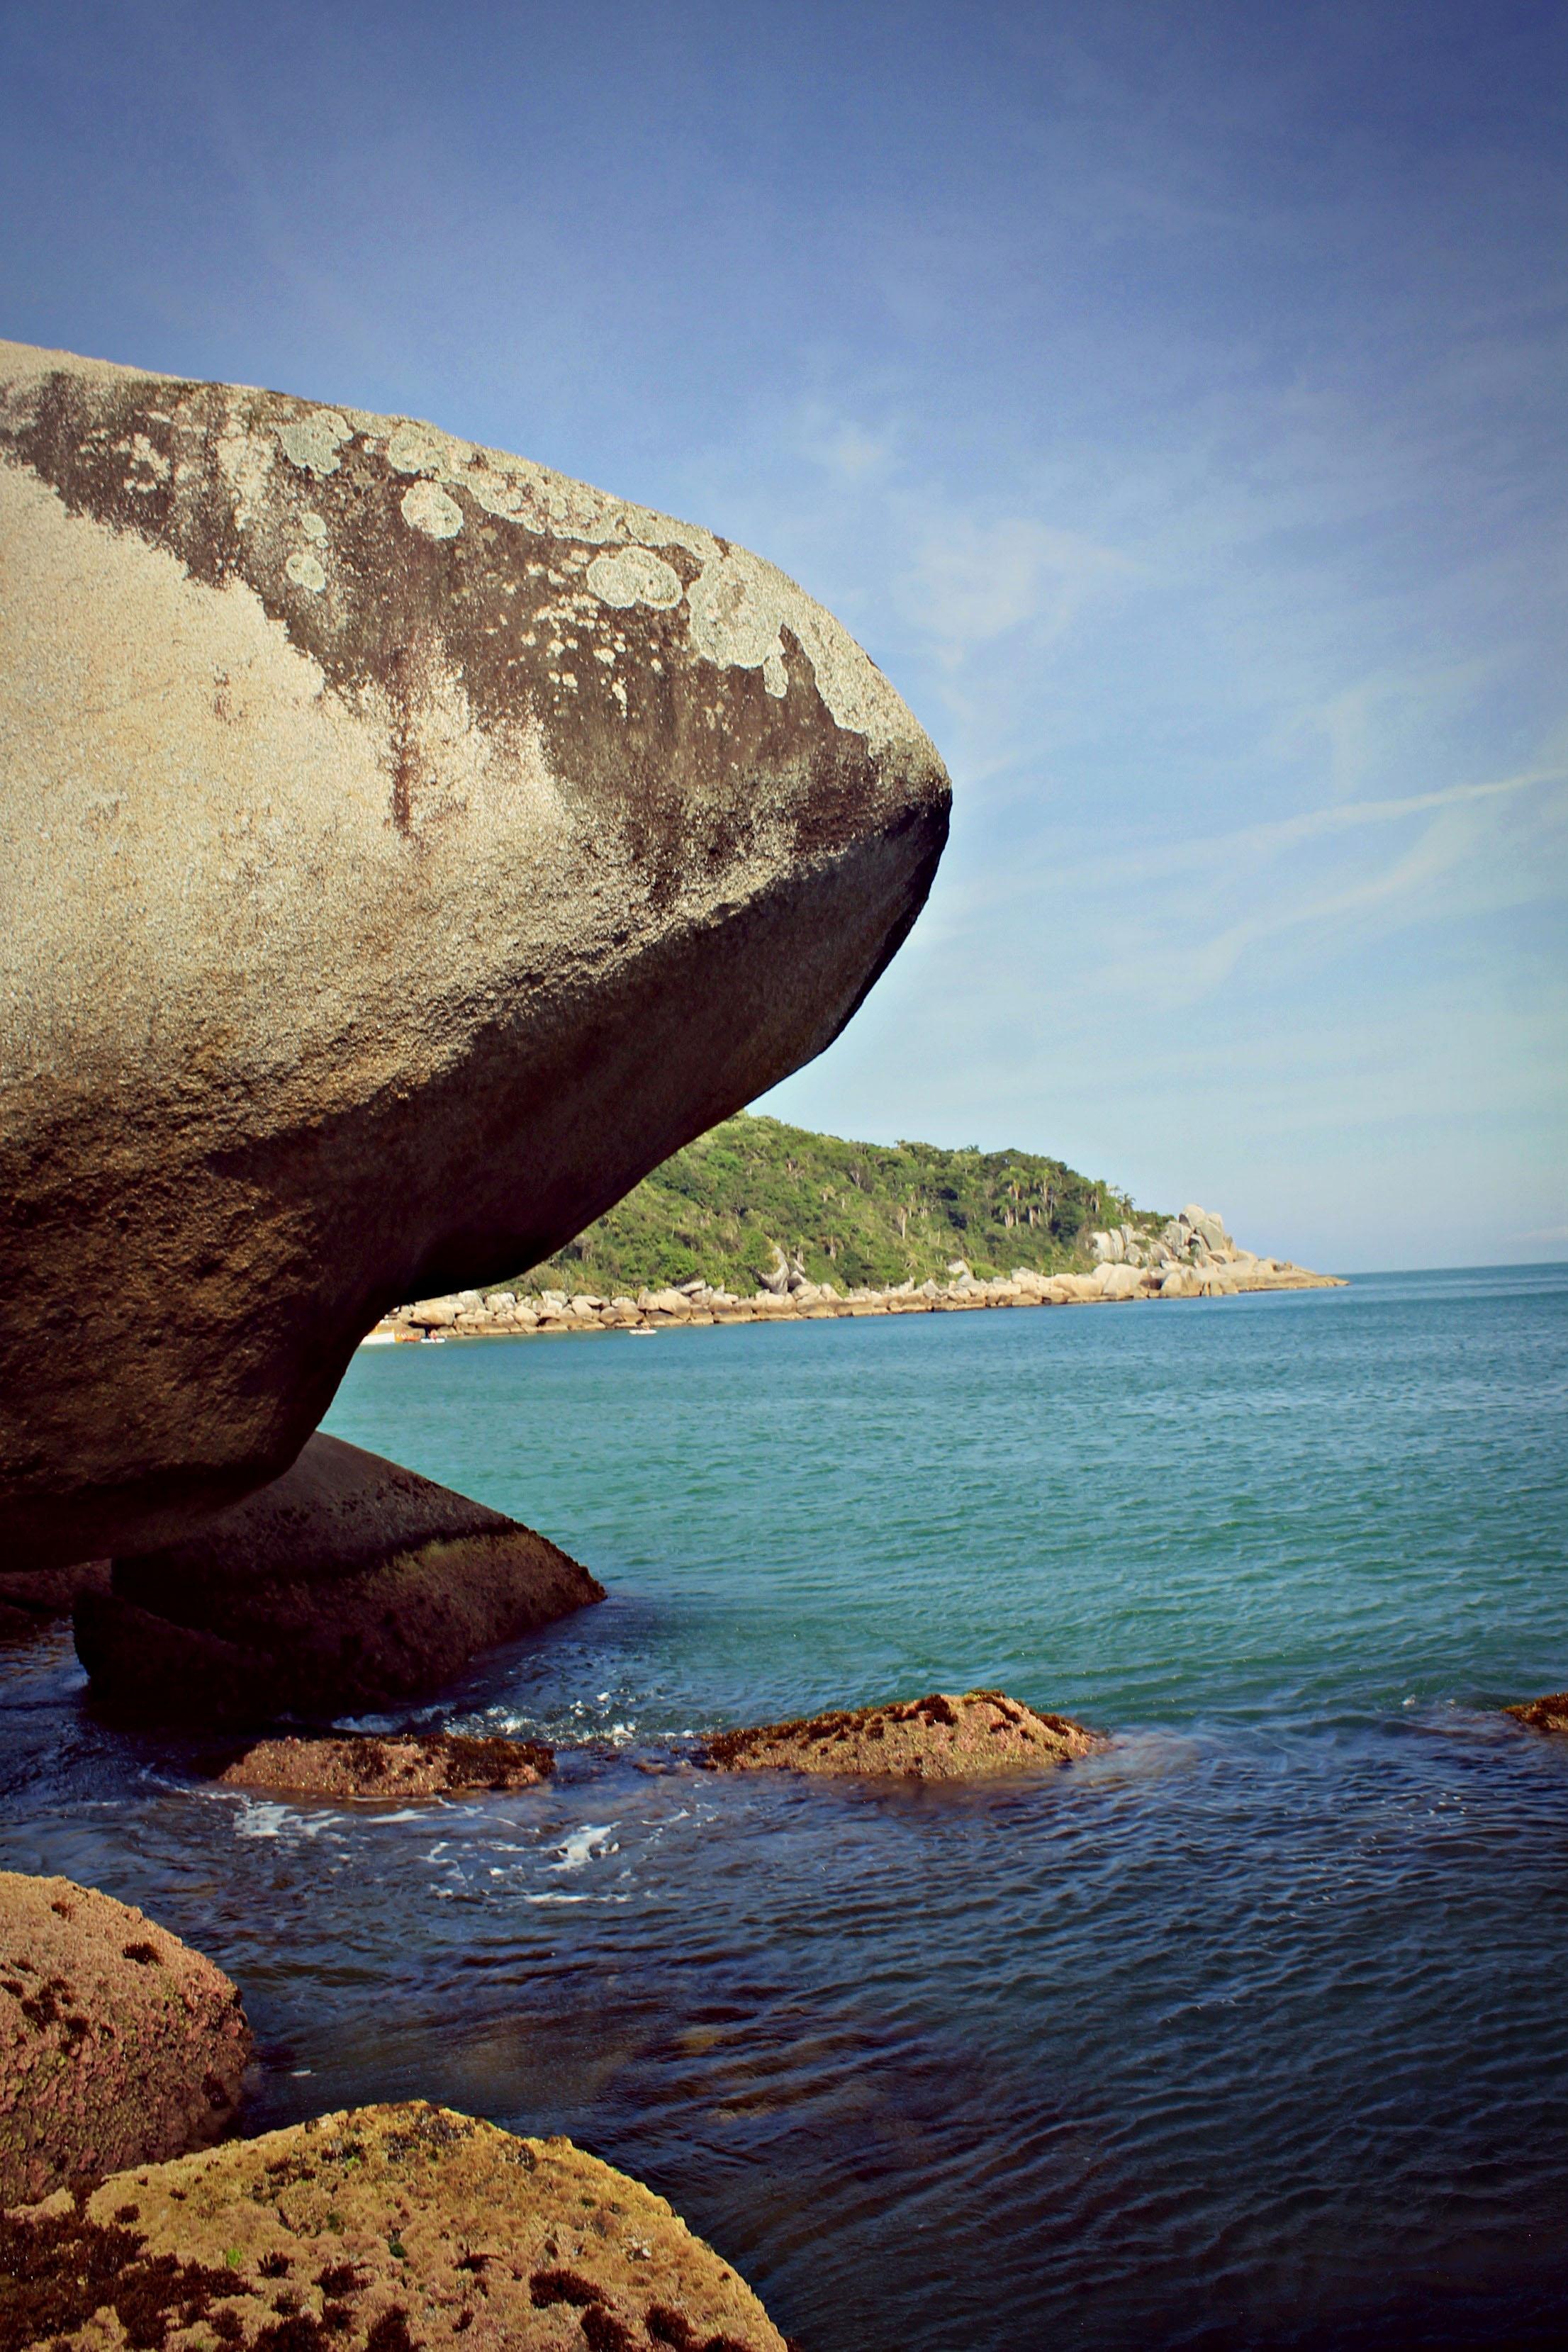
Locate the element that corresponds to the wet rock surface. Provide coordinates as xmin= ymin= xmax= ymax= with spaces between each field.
xmin=74 ymin=1436 xmax=603 ymax=1725
xmin=0 ymin=2100 xmax=788 ymax=2351
xmin=0 ymin=1873 xmax=250 ymax=2211
xmin=703 ymin=1689 xmax=1102 ymax=1779
xmin=216 ymin=1731 xmax=554 ymax=1800
xmin=1505 ymin=1692 xmax=1568 ymax=1735
xmin=0 ymin=337 xmax=948 ymax=1574
xmin=0 ymin=1561 xmax=108 ymax=1640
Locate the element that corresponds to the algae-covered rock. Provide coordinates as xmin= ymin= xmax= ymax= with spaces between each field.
xmin=0 ymin=2100 xmax=788 ymax=2351
xmin=216 ymin=1730 xmax=554 ymax=1800
xmin=0 ymin=1872 xmax=250 ymax=2210
xmin=0 ymin=337 xmax=949 ymax=1573
xmin=704 ymin=1688 xmax=1102 ymax=1779
xmin=1504 ymin=1692 xmax=1568 ymax=1735
xmin=74 ymin=1435 xmax=603 ymax=1724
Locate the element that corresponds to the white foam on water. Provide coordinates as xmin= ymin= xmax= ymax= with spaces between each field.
xmin=233 ymin=1798 xmax=342 ymax=1840
xmin=549 ymin=1822 xmax=618 ymax=1871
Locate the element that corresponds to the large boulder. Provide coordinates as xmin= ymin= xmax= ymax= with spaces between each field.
xmin=0 ymin=1872 xmax=251 ymax=2209
xmin=0 ymin=339 xmax=950 ymax=1572
xmin=0 ymin=2100 xmax=788 ymax=2351
xmin=74 ymin=1434 xmax=603 ymax=1725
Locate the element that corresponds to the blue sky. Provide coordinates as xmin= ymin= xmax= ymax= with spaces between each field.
xmin=3 ymin=0 xmax=1563 ymax=1269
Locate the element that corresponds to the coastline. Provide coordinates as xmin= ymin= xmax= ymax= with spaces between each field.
xmin=366 ymin=1249 xmax=1344 ymax=1345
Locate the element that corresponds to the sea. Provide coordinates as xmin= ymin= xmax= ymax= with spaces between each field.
xmin=3 ymin=1266 xmax=1566 ymax=2351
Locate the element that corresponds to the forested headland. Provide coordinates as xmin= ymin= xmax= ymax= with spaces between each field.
xmin=520 ymin=1112 xmax=1160 ymax=1296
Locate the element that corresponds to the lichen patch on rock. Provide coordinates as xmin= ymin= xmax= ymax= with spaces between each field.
xmin=0 ymin=2101 xmax=787 ymax=2352
xmin=586 ymin=548 xmax=684 ymax=611
xmin=702 ymin=1689 xmax=1103 ymax=1780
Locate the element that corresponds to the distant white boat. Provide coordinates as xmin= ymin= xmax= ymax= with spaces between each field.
xmin=359 ymin=1326 xmax=398 ymax=1347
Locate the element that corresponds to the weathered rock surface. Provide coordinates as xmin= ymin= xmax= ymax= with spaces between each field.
xmin=1504 ymin=1692 xmax=1568 ymax=1735
xmin=216 ymin=1730 xmax=554 ymax=1799
xmin=0 ymin=1872 xmax=250 ymax=2210
xmin=703 ymin=1689 xmax=1102 ymax=1779
xmin=0 ymin=2100 xmax=788 ymax=2352
xmin=0 ymin=338 xmax=950 ymax=1572
xmin=74 ymin=1435 xmax=603 ymax=1725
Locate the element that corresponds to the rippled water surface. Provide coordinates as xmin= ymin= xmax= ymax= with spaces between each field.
xmin=4 ymin=1267 xmax=1567 ymax=2349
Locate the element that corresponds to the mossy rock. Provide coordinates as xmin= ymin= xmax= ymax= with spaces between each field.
xmin=0 ymin=2101 xmax=786 ymax=2352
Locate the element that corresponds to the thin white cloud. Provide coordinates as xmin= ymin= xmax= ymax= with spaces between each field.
xmin=951 ymin=762 xmax=1568 ymax=923
xmin=896 ymin=512 xmax=1137 ymax=665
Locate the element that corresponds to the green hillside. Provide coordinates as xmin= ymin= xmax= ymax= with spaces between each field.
xmin=521 ymin=1113 xmax=1163 ymax=1296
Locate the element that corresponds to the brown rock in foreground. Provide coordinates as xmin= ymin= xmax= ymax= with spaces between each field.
xmin=704 ymin=1688 xmax=1103 ymax=1779
xmin=0 ymin=1872 xmax=250 ymax=2210
xmin=1504 ymin=1692 xmax=1568 ymax=1735
xmin=218 ymin=1730 xmax=554 ymax=1800
xmin=74 ymin=1435 xmax=603 ymax=1725
xmin=0 ymin=2100 xmax=787 ymax=2352
xmin=0 ymin=337 xmax=948 ymax=1574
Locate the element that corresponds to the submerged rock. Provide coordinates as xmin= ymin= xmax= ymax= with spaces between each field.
xmin=0 ymin=2100 xmax=788 ymax=2351
xmin=703 ymin=1689 xmax=1102 ymax=1779
xmin=74 ymin=1435 xmax=603 ymax=1725
xmin=1504 ymin=1693 xmax=1568 ymax=1735
xmin=0 ymin=1872 xmax=250 ymax=2210
xmin=216 ymin=1730 xmax=554 ymax=1799
xmin=0 ymin=338 xmax=949 ymax=1573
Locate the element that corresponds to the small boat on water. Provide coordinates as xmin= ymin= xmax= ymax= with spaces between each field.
xmin=359 ymin=1323 xmax=398 ymax=1347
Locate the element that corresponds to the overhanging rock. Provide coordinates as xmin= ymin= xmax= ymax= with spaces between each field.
xmin=0 ymin=340 xmax=949 ymax=1569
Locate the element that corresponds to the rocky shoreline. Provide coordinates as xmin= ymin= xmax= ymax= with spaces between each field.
xmin=376 ymin=1206 xmax=1343 ymax=1345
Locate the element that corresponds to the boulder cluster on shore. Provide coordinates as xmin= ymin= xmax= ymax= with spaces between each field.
xmin=378 ymin=1206 xmax=1341 ymax=1344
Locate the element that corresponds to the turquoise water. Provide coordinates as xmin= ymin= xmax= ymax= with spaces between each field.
xmin=3 ymin=1267 xmax=1566 ymax=2348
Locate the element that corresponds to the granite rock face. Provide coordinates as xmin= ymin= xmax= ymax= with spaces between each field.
xmin=216 ymin=1730 xmax=554 ymax=1799
xmin=0 ymin=1872 xmax=251 ymax=2209
xmin=704 ymin=1688 xmax=1103 ymax=1779
xmin=74 ymin=1435 xmax=603 ymax=1724
xmin=0 ymin=2100 xmax=788 ymax=2351
xmin=0 ymin=338 xmax=950 ymax=1572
